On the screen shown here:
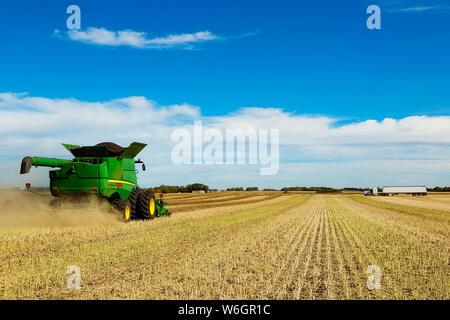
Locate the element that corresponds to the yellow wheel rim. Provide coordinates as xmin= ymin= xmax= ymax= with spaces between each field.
xmin=125 ymin=206 xmax=131 ymax=220
xmin=149 ymin=198 xmax=155 ymax=216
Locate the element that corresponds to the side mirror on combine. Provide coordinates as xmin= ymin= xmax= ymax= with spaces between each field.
xmin=135 ymin=158 xmax=146 ymax=171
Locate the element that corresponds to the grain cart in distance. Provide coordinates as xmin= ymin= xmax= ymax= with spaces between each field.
xmin=20 ymin=142 xmax=171 ymax=222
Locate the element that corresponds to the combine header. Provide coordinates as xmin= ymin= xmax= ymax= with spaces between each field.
xmin=20 ymin=142 xmax=171 ymax=222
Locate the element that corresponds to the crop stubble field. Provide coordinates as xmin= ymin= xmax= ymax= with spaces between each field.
xmin=0 ymin=191 xmax=448 ymax=299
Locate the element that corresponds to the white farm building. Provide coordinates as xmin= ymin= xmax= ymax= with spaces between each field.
xmin=381 ymin=186 xmax=427 ymax=196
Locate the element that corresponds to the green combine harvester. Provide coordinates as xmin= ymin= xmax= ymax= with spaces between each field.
xmin=20 ymin=142 xmax=171 ymax=222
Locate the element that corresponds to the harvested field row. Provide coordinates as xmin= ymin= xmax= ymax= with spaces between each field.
xmin=350 ymin=196 xmax=450 ymax=222
xmin=0 ymin=193 xmax=295 ymax=261
xmin=0 ymin=195 xmax=310 ymax=299
xmin=168 ymin=194 xmax=285 ymax=213
xmin=165 ymin=193 xmax=263 ymax=206
xmin=162 ymin=191 xmax=271 ymax=201
xmin=337 ymin=196 xmax=449 ymax=251
xmin=0 ymin=193 xmax=448 ymax=299
xmin=364 ymin=195 xmax=450 ymax=212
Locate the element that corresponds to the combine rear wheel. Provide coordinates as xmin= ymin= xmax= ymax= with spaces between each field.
xmin=128 ymin=188 xmax=141 ymax=220
xmin=113 ymin=198 xmax=132 ymax=223
xmin=137 ymin=190 xmax=157 ymax=220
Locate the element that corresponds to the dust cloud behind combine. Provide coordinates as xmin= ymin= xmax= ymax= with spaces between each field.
xmin=0 ymin=190 xmax=120 ymax=228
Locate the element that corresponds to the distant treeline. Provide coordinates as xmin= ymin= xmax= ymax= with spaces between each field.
xmin=280 ymin=187 xmax=341 ymax=193
xmin=428 ymin=186 xmax=450 ymax=192
xmin=147 ymin=183 xmax=209 ymax=194
xmin=16 ymin=185 xmax=450 ymax=194
xmin=227 ymin=187 xmax=259 ymax=191
xmin=122 ymin=185 xmax=450 ymax=194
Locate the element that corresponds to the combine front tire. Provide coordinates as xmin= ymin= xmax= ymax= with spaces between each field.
xmin=113 ymin=198 xmax=133 ymax=223
xmin=137 ymin=190 xmax=157 ymax=220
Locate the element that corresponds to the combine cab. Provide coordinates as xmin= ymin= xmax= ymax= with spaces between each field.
xmin=20 ymin=142 xmax=171 ymax=222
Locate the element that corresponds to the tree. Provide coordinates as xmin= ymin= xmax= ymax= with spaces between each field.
xmin=227 ymin=187 xmax=244 ymax=191
xmin=185 ymin=183 xmax=209 ymax=193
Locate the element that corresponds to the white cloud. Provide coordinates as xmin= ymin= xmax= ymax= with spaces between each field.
xmin=53 ymin=29 xmax=61 ymax=37
xmin=381 ymin=0 xmax=450 ymax=13
xmin=66 ymin=27 xmax=219 ymax=49
xmin=1 ymin=92 xmax=449 ymax=188
xmin=392 ymin=6 xmax=437 ymax=12
xmin=145 ymin=31 xmax=218 ymax=46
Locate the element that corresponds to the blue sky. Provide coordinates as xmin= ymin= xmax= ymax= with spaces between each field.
xmin=1 ymin=0 xmax=449 ymax=119
xmin=0 ymin=0 xmax=449 ymax=188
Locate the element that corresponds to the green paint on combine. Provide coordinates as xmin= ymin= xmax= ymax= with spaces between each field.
xmin=20 ymin=142 xmax=171 ymax=222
